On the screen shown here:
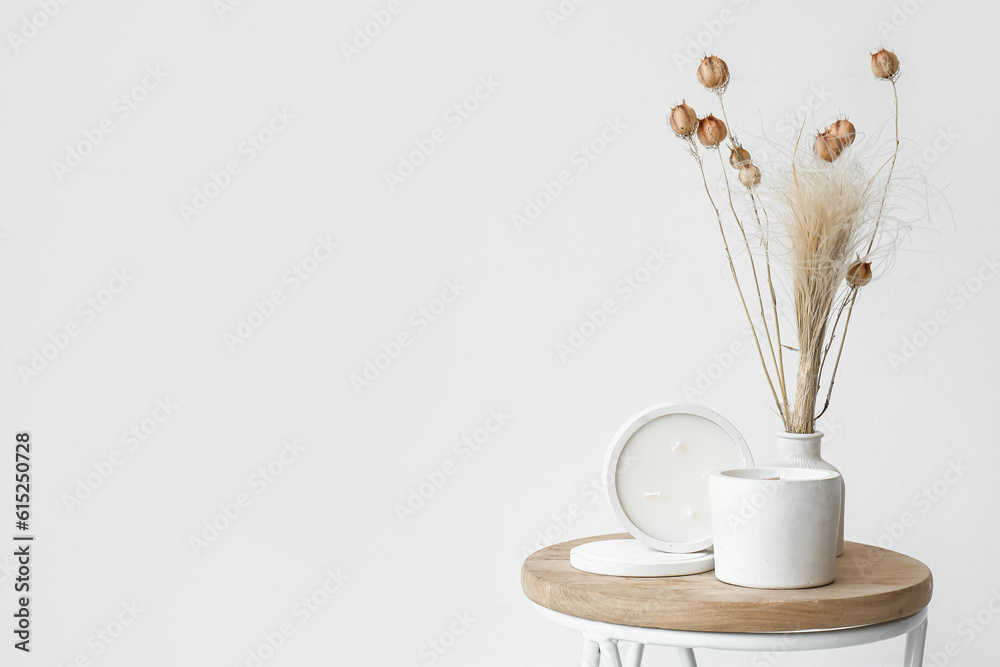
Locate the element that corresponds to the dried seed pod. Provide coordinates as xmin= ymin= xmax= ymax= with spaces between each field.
xmin=729 ymin=145 xmax=752 ymax=169
xmin=828 ymin=119 xmax=856 ymax=148
xmin=697 ymin=114 xmax=727 ymax=147
xmin=813 ymin=131 xmax=842 ymax=162
xmin=697 ymin=55 xmax=730 ymax=91
xmin=846 ymin=260 xmax=873 ymax=287
xmin=871 ymin=48 xmax=900 ymax=79
xmin=669 ymin=100 xmax=698 ymax=137
xmin=739 ymin=164 xmax=761 ymax=188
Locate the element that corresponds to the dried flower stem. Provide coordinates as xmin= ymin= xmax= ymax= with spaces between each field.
xmin=814 ymin=287 xmax=854 ymax=420
xmin=791 ymin=120 xmax=807 ymax=187
xmin=716 ymin=91 xmax=789 ymax=424
xmin=865 ymin=80 xmax=899 ymax=257
xmin=687 ymin=137 xmax=786 ymax=426
xmin=815 ymin=287 xmax=858 ymax=420
xmin=715 ymin=147 xmax=786 ymax=423
xmin=751 ymin=191 xmax=790 ymax=418
xmin=817 ymin=287 xmax=853 ymax=383
xmin=715 ymin=93 xmax=734 ymax=147
xmin=817 ymin=79 xmax=899 ymax=420
xmin=791 ymin=309 xmax=827 ymax=433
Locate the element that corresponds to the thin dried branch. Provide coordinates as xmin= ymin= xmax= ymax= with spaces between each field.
xmin=815 ymin=288 xmax=858 ymax=421
xmin=818 ymin=286 xmax=855 ymax=383
xmin=751 ymin=190 xmax=790 ymax=419
xmin=865 ymin=80 xmax=899 ymax=257
xmin=716 ymin=91 xmax=788 ymax=423
xmin=686 ymin=136 xmax=787 ymax=428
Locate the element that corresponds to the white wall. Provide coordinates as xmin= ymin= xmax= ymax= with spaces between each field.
xmin=3 ymin=0 xmax=997 ymax=665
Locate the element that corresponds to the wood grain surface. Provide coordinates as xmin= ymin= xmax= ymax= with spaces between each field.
xmin=521 ymin=533 xmax=932 ymax=632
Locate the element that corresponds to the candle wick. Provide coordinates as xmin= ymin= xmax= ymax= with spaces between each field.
xmin=672 ymin=441 xmax=684 ymax=452
xmin=643 ymin=491 xmax=661 ymax=498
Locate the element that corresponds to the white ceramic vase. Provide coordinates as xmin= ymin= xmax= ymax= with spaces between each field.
xmin=709 ymin=467 xmax=842 ymax=589
xmin=765 ymin=431 xmax=845 ymax=556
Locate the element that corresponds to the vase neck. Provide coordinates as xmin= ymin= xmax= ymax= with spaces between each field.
xmin=775 ymin=432 xmax=824 ymax=459
xmin=776 ymin=439 xmax=822 ymax=458
xmin=768 ymin=432 xmax=838 ymax=472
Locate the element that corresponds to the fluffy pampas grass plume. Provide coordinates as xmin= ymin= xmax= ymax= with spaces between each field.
xmin=777 ymin=157 xmax=871 ymax=432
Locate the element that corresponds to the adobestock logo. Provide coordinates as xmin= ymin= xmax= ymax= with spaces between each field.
xmin=214 ymin=0 xmax=251 ymax=20
xmin=0 ymin=556 xmax=17 ymax=586
xmin=384 ymin=76 xmax=501 ymax=192
xmin=555 ymin=245 xmax=668 ymax=362
xmin=54 ymin=600 xmax=144 ymax=667
xmin=223 ymin=235 xmax=340 ymax=352
xmin=7 ymin=0 xmax=74 ymax=54
xmin=51 ymin=65 xmax=169 ymax=183
xmin=681 ymin=322 xmax=755 ymax=401
xmin=854 ymin=459 xmax=969 ymax=576
xmin=544 ymin=0 xmax=590 ymax=31
xmin=17 ymin=268 xmax=135 ymax=386
xmin=189 ymin=439 xmax=305 ymax=557
xmin=898 ymin=127 xmax=959 ymax=175
xmin=511 ymin=117 xmax=628 ymax=234
xmin=393 ymin=408 xmax=511 ymax=524
xmin=178 ymin=107 xmax=295 ymax=224
xmin=877 ymin=0 xmax=929 ymax=39
xmin=749 ymin=635 xmax=800 ymax=667
xmin=671 ymin=0 xmax=753 ymax=73
xmin=887 ymin=254 xmax=997 ymax=372
xmin=340 ymin=0 xmax=414 ymax=63
xmin=724 ymin=483 xmax=779 ymax=533
xmin=61 ymin=397 xmax=179 ymax=514
xmin=774 ymin=85 xmax=834 ymax=139
xmin=351 ymin=278 xmax=467 ymax=394
xmin=519 ymin=468 xmax=625 ymax=559
xmin=404 ymin=611 xmax=477 ymax=667
xmin=922 ymin=588 xmax=1000 ymax=667
xmin=233 ymin=566 xmax=349 ymax=667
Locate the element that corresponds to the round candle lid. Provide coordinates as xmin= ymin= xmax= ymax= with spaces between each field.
xmin=570 ymin=539 xmax=715 ymax=577
xmin=605 ymin=404 xmax=753 ymax=553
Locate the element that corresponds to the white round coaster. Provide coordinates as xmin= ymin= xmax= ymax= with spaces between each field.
xmin=570 ymin=539 xmax=714 ymax=577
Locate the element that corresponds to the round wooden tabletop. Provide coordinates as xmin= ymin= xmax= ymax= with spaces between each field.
xmin=522 ymin=533 xmax=933 ymax=633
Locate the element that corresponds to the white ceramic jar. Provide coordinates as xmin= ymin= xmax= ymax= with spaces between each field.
xmin=709 ymin=467 xmax=842 ymax=589
xmin=766 ymin=431 xmax=845 ymax=557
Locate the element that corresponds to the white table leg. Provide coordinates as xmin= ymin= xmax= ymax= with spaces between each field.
xmin=624 ymin=642 xmax=644 ymax=667
xmin=677 ymin=647 xmax=698 ymax=667
xmin=600 ymin=640 xmax=623 ymax=667
xmin=581 ymin=638 xmax=600 ymax=667
xmin=904 ymin=616 xmax=927 ymax=667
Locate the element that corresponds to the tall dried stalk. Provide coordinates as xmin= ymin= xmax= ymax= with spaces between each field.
xmin=815 ymin=287 xmax=857 ymax=420
xmin=715 ymin=93 xmax=789 ymax=421
xmin=685 ymin=137 xmax=787 ymax=426
xmin=866 ymin=80 xmax=899 ymax=257
xmin=816 ymin=80 xmax=901 ymax=417
xmin=779 ymin=167 xmax=866 ymax=432
xmin=750 ymin=192 xmax=790 ymax=419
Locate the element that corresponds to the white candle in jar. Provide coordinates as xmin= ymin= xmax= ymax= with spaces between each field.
xmin=609 ymin=408 xmax=751 ymax=552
